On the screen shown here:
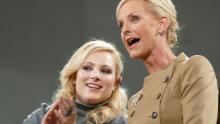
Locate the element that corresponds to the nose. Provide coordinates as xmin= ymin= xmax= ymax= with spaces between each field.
xmin=121 ymin=23 xmax=131 ymax=36
xmin=91 ymin=69 xmax=100 ymax=81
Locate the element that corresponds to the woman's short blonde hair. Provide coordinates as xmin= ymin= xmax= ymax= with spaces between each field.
xmin=54 ymin=39 xmax=128 ymax=123
xmin=116 ymin=0 xmax=179 ymax=47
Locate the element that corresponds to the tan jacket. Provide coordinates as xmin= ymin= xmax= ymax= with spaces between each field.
xmin=128 ymin=53 xmax=218 ymax=124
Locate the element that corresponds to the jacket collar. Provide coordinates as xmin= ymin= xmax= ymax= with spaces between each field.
xmin=175 ymin=52 xmax=188 ymax=63
xmin=143 ymin=52 xmax=188 ymax=85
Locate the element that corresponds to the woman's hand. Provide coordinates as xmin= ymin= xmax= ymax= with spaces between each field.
xmin=41 ymin=97 xmax=76 ymax=124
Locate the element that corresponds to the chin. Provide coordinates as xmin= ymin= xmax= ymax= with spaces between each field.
xmin=86 ymin=97 xmax=102 ymax=104
xmin=129 ymin=53 xmax=142 ymax=59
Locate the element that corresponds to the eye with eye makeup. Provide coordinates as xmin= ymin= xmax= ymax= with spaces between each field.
xmin=129 ymin=15 xmax=140 ymax=23
xmin=100 ymin=67 xmax=113 ymax=74
xmin=82 ymin=64 xmax=93 ymax=71
xmin=118 ymin=14 xmax=140 ymax=30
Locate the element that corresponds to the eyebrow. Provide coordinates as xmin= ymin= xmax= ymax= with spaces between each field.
xmin=118 ymin=11 xmax=139 ymax=21
xmin=83 ymin=61 xmax=94 ymax=65
xmin=83 ymin=61 xmax=113 ymax=68
xmin=128 ymin=12 xmax=139 ymax=17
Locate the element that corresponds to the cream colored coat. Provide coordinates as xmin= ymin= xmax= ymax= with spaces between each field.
xmin=128 ymin=53 xmax=218 ymax=124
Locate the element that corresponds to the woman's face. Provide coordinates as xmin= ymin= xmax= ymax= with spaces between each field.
xmin=75 ymin=50 xmax=117 ymax=105
xmin=117 ymin=0 xmax=160 ymax=60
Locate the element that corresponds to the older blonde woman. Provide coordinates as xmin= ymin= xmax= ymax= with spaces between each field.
xmin=116 ymin=0 xmax=218 ymax=124
xmin=23 ymin=39 xmax=128 ymax=124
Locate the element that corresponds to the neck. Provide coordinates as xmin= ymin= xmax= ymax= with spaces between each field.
xmin=144 ymin=40 xmax=176 ymax=74
xmin=75 ymin=98 xmax=109 ymax=108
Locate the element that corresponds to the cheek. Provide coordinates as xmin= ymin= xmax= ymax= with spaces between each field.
xmin=133 ymin=22 xmax=144 ymax=31
xmin=104 ymin=76 xmax=116 ymax=88
xmin=121 ymin=34 xmax=126 ymax=45
xmin=139 ymin=25 xmax=150 ymax=35
xmin=75 ymin=71 xmax=87 ymax=85
xmin=77 ymin=70 xmax=88 ymax=79
xmin=75 ymin=73 xmax=87 ymax=96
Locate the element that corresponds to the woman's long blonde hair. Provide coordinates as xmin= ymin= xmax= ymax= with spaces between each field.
xmin=54 ymin=39 xmax=128 ymax=123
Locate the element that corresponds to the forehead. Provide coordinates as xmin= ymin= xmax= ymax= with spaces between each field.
xmin=117 ymin=0 xmax=149 ymax=19
xmin=84 ymin=50 xmax=116 ymax=66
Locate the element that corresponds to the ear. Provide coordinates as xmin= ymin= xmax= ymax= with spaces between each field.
xmin=116 ymin=75 xmax=122 ymax=85
xmin=157 ymin=16 xmax=170 ymax=35
xmin=113 ymin=76 xmax=122 ymax=91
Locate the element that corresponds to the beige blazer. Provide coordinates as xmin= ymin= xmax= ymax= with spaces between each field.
xmin=128 ymin=53 xmax=218 ymax=124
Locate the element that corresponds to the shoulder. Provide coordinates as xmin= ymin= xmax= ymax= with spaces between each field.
xmin=109 ymin=115 xmax=127 ymax=124
xmin=181 ymin=55 xmax=214 ymax=72
xmin=177 ymin=55 xmax=217 ymax=93
xmin=23 ymin=103 xmax=50 ymax=124
xmin=176 ymin=55 xmax=218 ymax=124
xmin=177 ymin=55 xmax=215 ymax=79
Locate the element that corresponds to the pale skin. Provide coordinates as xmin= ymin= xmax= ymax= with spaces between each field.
xmin=75 ymin=50 xmax=117 ymax=105
xmin=117 ymin=0 xmax=176 ymax=74
xmin=41 ymin=50 xmax=118 ymax=124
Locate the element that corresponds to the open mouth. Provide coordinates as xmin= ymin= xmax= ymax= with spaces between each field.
xmin=86 ymin=83 xmax=102 ymax=89
xmin=127 ymin=38 xmax=140 ymax=46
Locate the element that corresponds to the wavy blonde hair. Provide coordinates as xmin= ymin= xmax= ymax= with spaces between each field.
xmin=116 ymin=0 xmax=179 ymax=47
xmin=54 ymin=39 xmax=128 ymax=123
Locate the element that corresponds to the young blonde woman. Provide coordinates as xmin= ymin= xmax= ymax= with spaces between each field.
xmin=23 ymin=39 xmax=128 ymax=124
xmin=116 ymin=0 xmax=218 ymax=124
